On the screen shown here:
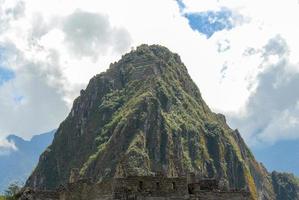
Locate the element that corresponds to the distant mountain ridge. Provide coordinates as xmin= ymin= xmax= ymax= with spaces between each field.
xmin=0 ymin=130 xmax=55 ymax=193
xmin=25 ymin=44 xmax=299 ymax=199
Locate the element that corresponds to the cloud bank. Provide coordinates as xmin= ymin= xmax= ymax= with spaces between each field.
xmin=228 ymin=35 xmax=299 ymax=145
xmin=0 ymin=0 xmax=132 ymax=139
xmin=62 ymin=10 xmax=131 ymax=60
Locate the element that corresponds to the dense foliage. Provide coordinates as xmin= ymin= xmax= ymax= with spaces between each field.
xmin=1 ymin=182 xmax=22 ymax=200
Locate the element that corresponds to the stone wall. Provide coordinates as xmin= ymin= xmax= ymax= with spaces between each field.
xmin=60 ymin=179 xmax=113 ymax=200
xmin=18 ymin=176 xmax=250 ymax=200
xmin=113 ymin=176 xmax=188 ymax=198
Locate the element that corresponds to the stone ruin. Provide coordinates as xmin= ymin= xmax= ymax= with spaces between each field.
xmin=17 ymin=172 xmax=250 ymax=200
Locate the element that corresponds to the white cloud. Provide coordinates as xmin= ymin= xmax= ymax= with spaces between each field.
xmin=0 ymin=0 xmax=25 ymax=33
xmin=0 ymin=42 xmax=69 ymax=138
xmin=228 ymin=36 xmax=299 ymax=146
xmin=0 ymin=0 xmax=132 ymax=138
xmin=62 ymin=10 xmax=131 ymax=60
xmin=0 ymin=138 xmax=17 ymax=155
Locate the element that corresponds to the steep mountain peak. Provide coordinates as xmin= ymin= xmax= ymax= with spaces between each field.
xmin=93 ymin=44 xmax=192 ymax=94
xmin=25 ymin=44 xmax=299 ymax=200
xmin=119 ymin=44 xmax=185 ymax=73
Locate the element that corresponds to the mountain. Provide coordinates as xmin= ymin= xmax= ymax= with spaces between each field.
xmin=25 ymin=44 xmax=299 ymax=199
xmin=0 ymin=130 xmax=55 ymax=193
xmin=271 ymin=171 xmax=299 ymax=200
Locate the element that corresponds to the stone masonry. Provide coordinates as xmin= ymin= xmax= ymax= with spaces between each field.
xmin=18 ymin=174 xmax=250 ymax=200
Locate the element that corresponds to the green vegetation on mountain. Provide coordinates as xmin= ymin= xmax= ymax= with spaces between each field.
xmin=25 ymin=44 xmax=299 ymax=200
xmin=1 ymin=182 xmax=22 ymax=200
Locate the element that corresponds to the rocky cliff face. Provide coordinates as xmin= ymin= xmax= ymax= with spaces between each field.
xmin=271 ymin=171 xmax=299 ymax=200
xmin=25 ymin=44 xmax=298 ymax=200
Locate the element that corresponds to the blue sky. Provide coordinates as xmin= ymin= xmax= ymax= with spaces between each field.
xmin=177 ymin=0 xmax=236 ymax=38
xmin=184 ymin=9 xmax=234 ymax=38
xmin=0 ymin=47 xmax=15 ymax=85
xmin=0 ymin=52 xmax=23 ymax=103
xmin=0 ymin=67 xmax=14 ymax=85
xmin=253 ymin=139 xmax=299 ymax=175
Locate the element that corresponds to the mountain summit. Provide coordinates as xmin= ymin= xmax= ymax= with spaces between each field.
xmin=25 ymin=44 xmax=299 ymax=199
